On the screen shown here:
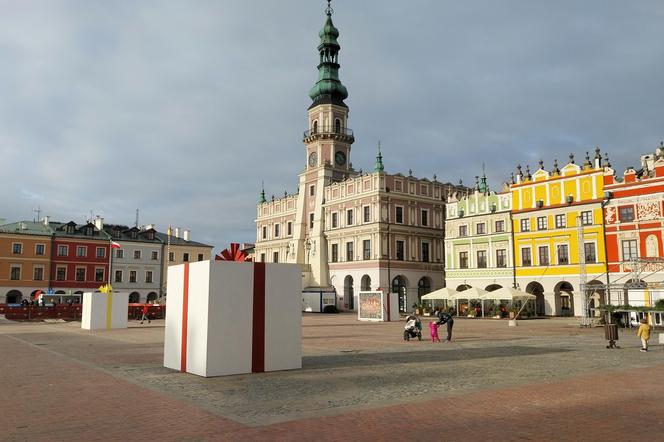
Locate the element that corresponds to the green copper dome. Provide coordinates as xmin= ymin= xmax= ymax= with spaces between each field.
xmin=308 ymin=2 xmax=348 ymax=108
xmin=319 ymin=15 xmax=340 ymax=45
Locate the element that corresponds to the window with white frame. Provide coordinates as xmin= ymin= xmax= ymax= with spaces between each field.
xmin=537 ymin=217 xmax=547 ymax=230
xmin=496 ymin=249 xmax=507 ymax=268
xmin=145 ymin=271 xmax=153 ymax=284
xmin=520 ymin=219 xmax=530 ymax=232
xmin=619 ymin=206 xmax=635 ymax=222
xmin=76 ymin=246 xmax=87 ymax=257
xmin=622 ymin=239 xmax=638 ymax=261
xmin=346 ymin=242 xmax=354 ymax=261
xmin=459 ymin=251 xmax=468 ymax=269
xmin=555 ymin=214 xmax=566 ymax=228
xmin=557 ymin=244 xmax=569 ymax=265
xmin=10 ymin=266 xmax=21 ymax=280
xmin=151 ymin=251 xmax=158 ymax=260
xmin=363 ymin=240 xmax=371 ymax=260
xmin=476 ymin=223 xmax=486 ymax=235
xmin=35 ymin=244 xmax=45 ymax=255
xmin=116 ymin=249 xmax=124 ymax=259
xmin=538 ymin=246 xmax=549 ymax=266
xmin=395 ymin=206 xmax=404 ymax=224
xmin=75 ymin=267 xmax=86 ymax=282
xmin=331 ymin=243 xmax=338 ymax=262
xmin=477 ymin=250 xmax=487 ymax=268
xmin=363 ymin=206 xmax=370 ymax=223
xmin=96 ymin=247 xmax=105 ymax=259
xmin=129 ymin=271 xmax=137 ymax=283
xmin=115 ymin=270 xmax=123 ymax=283
xmin=580 ymin=211 xmax=593 ymax=225
xmin=134 ymin=250 xmax=141 ymax=260
xmin=459 ymin=225 xmax=468 ymax=237
xmin=421 ymin=209 xmax=429 ymax=227
xmin=495 ymin=220 xmax=505 ymax=232
xmin=396 ymin=240 xmax=404 ymax=261
xmin=521 ymin=248 xmax=532 ymax=266
xmin=33 ymin=266 xmax=44 ymax=281
xmin=57 ymin=245 xmax=69 ymax=256
xmin=584 ymin=242 xmax=596 ymax=263
xmin=56 ymin=267 xmax=66 ymax=281
xmin=421 ymin=242 xmax=430 ymax=262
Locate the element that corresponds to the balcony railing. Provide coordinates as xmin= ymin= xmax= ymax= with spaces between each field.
xmin=303 ymin=127 xmax=354 ymax=140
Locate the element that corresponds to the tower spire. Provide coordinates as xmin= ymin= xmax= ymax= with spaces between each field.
xmin=308 ymin=0 xmax=348 ymax=108
xmin=478 ymin=163 xmax=488 ymax=194
xmin=259 ymin=181 xmax=266 ymax=204
xmin=374 ymin=140 xmax=384 ymax=172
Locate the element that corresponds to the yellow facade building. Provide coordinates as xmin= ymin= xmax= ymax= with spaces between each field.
xmin=511 ymin=150 xmax=608 ymax=316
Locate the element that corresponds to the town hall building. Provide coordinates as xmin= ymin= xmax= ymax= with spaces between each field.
xmin=254 ymin=2 xmax=465 ymax=312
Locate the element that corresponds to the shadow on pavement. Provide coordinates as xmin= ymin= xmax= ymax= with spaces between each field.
xmin=303 ymin=345 xmax=571 ymax=369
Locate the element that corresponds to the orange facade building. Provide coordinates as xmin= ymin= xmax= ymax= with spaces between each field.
xmin=0 ymin=222 xmax=52 ymax=303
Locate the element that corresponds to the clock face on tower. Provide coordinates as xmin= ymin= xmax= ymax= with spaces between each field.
xmin=308 ymin=151 xmax=318 ymax=167
xmin=335 ymin=151 xmax=346 ymax=166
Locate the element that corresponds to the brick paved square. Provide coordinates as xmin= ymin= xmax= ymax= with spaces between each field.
xmin=1 ymin=314 xmax=663 ymax=441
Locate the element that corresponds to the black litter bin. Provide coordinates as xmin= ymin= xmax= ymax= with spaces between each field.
xmin=604 ymin=323 xmax=619 ymax=349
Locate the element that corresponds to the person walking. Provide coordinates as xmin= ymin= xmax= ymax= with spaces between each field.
xmin=140 ymin=303 xmax=151 ymax=324
xmin=436 ymin=308 xmax=455 ymax=342
xmin=637 ymin=317 xmax=652 ymax=352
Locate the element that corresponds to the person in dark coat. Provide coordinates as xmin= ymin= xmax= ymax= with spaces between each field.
xmin=436 ymin=308 xmax=455 ymax=342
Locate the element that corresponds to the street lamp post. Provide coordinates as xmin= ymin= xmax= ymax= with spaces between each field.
xmin=386 ymin=187 xmax=392 ymax=311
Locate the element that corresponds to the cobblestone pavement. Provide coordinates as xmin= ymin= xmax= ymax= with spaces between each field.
xmin=1 ymin=314 xmax=663 ymax=441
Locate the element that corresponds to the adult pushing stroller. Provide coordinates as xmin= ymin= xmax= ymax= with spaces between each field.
xmin=403 ymin=314 xmax=422 ymax=341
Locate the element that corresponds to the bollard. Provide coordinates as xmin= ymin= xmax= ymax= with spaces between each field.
xmin=604 ymin=323 xmax=619 ymax=349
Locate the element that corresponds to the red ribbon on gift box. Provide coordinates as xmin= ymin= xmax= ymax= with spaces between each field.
xmin=179 ymin=261 xmax=266 ymax=374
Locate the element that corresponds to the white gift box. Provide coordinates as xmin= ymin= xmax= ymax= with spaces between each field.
xmin=163 ymin=261 xmax=302 ymax=377
xmin=81 ymin=291 xmax=129 ymax=330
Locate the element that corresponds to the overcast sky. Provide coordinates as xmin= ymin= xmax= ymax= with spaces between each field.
xmin=1 ymin=0 xmax=662 ymax=251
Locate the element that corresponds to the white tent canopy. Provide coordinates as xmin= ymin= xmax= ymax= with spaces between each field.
xmin=456 ymin=286 xmax=489 ymax=300
xmin=421 ymin=287 xmax=459 ymax=300
xmin=481 ymin=287 xmax=536 ymax=300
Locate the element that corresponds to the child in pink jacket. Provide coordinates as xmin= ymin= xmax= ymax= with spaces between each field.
xmin=429 ymin=321 xmax=441 ymax=342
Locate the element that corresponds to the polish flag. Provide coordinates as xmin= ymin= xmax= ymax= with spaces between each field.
xmin=110 ymin=241 xmax=121 ymax=249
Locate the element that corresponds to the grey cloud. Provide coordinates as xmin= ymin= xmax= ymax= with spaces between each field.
xmin=1 ymin=0 xmax=662 ymax=250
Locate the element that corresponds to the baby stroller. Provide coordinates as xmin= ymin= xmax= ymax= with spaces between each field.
xmin=403 ymin=314 xmax=422 ymax=341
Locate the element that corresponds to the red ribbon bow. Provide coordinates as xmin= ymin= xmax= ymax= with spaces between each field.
xmin=215 ymin=243 xmax=251 ymax=262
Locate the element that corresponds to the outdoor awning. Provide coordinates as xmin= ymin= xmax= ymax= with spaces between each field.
xmin=481 ymin=286 xmax=536 ymax=300
xmin=421 ymin=287 xmax=459 ymax=300
xmin=455 ymin=286 xmax=489 ymax=300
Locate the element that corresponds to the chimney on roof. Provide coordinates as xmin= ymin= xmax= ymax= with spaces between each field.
xmin=174 ymin=227 xmax=180 ymax=238
xmin=93 ymin=216 xmax=104 ymax=230
xmin=183 ymin=229 xmax=190 ymax=241
xmin=43 ymin=216 xmax=49 ymax=226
